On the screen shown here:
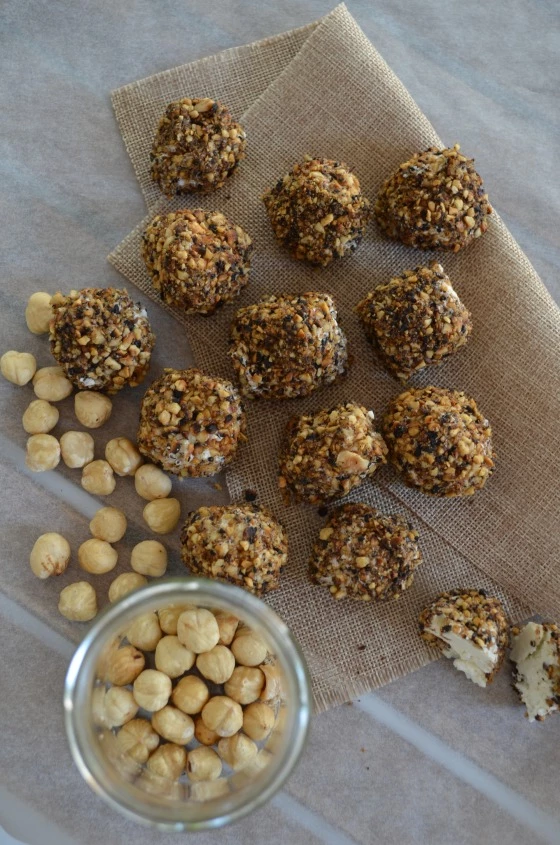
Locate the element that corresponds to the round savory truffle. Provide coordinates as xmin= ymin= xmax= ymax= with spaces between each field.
xmin=419 ymin=589 xmax=509 ymax=687
xmin=150 ymin=97 xmax=246 ymax=196
xmin=263 ymin=157 xmax=371 ymax=266
xmin=181 ymin=504 xmax=287 ymax=595
xmin=382 ymin=386 xmax=494 ymax=497
xmin=137 ymin=368 xmax=245 ymax=477
xmin=310 ymin=503 xmax=422 ymax=601
xmin=142 ymin=209 xmax=253 ymax=315
xmin=375 ymin=144 xmax=492 ymax=252
xmin=278 ymin=403 xmax=388 ymax=504
xmin=229 ymin=292 xmax=348 ymax=400
xmin=356 ymin=262 xmax=472 ymax=381
xmin=49 ymin=289 xmax=155 ymax=394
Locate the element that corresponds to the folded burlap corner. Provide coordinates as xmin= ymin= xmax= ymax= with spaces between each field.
xmin=109 ymin=4 xmax=560 ymax=710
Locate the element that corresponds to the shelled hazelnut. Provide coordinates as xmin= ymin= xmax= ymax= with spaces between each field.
xmin=187 ymin=746 xmax=222 ymax=782
xmin=103 ymin=686 xmax=138 ymax=727
xmin=108 ymin=572 xmax=148 ymax=603
xmin=131 ymin=540 xmax=168 ymax=577
xmin=217 ymin=733 xmax=258 ymax=771
xmin=30 ymin=532 xmax=70 ymax=579
xmin=133 ymin=669 xmax=172 ymax=712
xmin=177 ymin=608 xmax=220 ymax=653
xmin=143 ymin=497 xmax=181 ymax=534
xmin=26 ymin=434 xmax=60 ymax=472
xmin=81 ymin=460 xmax=116 ymax=495
xmin=155 ymin=635 xmax=195 ymax=678
xmin=224 ymin=666 xmax=264 ymax=705
xmin=172 ymin=675 xmax=210 ymax=715
xmin=105 ymin=437 xmax=143 ymax=476
xmin=74 ymin=391 xmax=112 ymax=428
xmin=231 ymin=630 xmax=268 ymax=667
xmin=115 ymin=718 xmax=159 ymax=764
xmin=146 ymin=744 xmax=186 ymax=780
xmin=151 ymin=706 xmax=195 ymax=745
xmin=201 ymin=695 xmax=243 ymax=737
xmin=22 ymin=399 xmax=59 ymax=434
xmin=196 ymin=645 xmax=236 ymax=685
xmin=134 ymin=464 xmax=172 ymax=500
xmin=78 ymin=538 xmax=118 ymax=575
xmin=126 ymin=612 xmax=162 ymax=651
xmin=194 ymin=716 xmax=220 ymax=746
xmin=60 ymin=431 xmax=95 ymax=468
xmin=103 ymin=645 xmax=145 ymax=686
xmin=90 ymin=507 xmax=127 ymax=543
xmin=58 ymin=581 xmax=97 ymax=621
xmin=25 ymin=292 xmax=53 ymax=334
xmin=243 ymin=701 xmax=275 ymax=741
xmin=1 ymin=351 xmax=37 ymax=385
xmin=33 ymin=366 xmax=73 ymax=401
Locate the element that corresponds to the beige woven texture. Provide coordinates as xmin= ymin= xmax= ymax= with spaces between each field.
xmin=109 ymin=4 xmax=560 ymax=711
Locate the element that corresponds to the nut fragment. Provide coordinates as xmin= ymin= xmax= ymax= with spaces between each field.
xmin=115 ymin=718 xmax=159 ymax=764
xmin=22 ymin=399 xmax=59 ymax=434
xmin=242 ymin=701 xmax=275 ymax=741
xmin=201 ymin=695 xmax=243 ymax=737
xmin=146 ymin=743 xmax=186 ymax=780
xmin=151 ymin=706 xmax=195 ymax=745
xmin=130 ymin=540 xmax=168 ymax=577
xmin=103 ymin=686 xmax=138 ymax=727
xmin=154 ymin=635 xmax=195 ymax=678
xmin=133 ymin=669 xmax=172 ymax=712
xmin=89 ymin=506 xmax=127 ymax=542
xmin=60 ymin=431 xmax=95 ymax=468
xmin=78 ymin=538 xmax=118 ymax=575
xmin=143 ymin=498 xmax=181 ymax=534
xmin=30 ymin=532 xmax=70 ymax=579
xmin=176 ymin=607 xmax=220 ymax=653
xmin=81 ymin=460 xmax=116 ymax=496
xmin=231 ymin=630 xmax=268 ymax=666
xmin=25 ymin=292 xmax=53 ymax=334
xmin=1 ymin=351 xmax=37 ymax=385
xmin=108 ymin=572 xmax=147 ymax=603
xmin=105 ymin=437 xmax=143 ymax=476
xmin=103 ymin=644 xmax=145 ymax=686
xmin=217 ymin=733 xmax=258 ymax=771
xmin=74 ymin=391 xmax=112 ymax=428
xmin=33 ymin=366 xmax=73 ymax=401
xmin=187 ymin=746 xmax=222 ymax=782
xmin=58 ymin=581 xmax=97 ymax=621
xmin=172 ymin=675 xmax=210 ymax=715
xmin=224 ymin=666 xmax=265 ymax=705
xmin=134 ymin=464 xmax=172 ymax=500
xmin=126 ymin=612 xmax=162 ymax=651
xmin=196 ymin=645 xmax=236 ymax=684
xmin=26 ymin=434 xmax=60 ymax=472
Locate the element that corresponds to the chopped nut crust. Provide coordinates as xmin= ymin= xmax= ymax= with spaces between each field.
xmin=229 ymin=292 xmax=348 ymax=400
xmin=49 ymin=288 xmax=154 ymax=394
xmin=263 ymin=157 xmax=371 ymax=266
xmin=181 ymin=504 xmax=287 ymax=595
xmin=375 ymin=144 xmax=492 ymax=252
xmin=137 ymin=368 xmax=245 ymax=477
xmin=310 ymin=502 xmax=422 ymax=601
xmin=142 ymin=209 xmax=252 ymax=315
xmin=356 ymin=262 xmax=472 ymax=381
xmin=382 ymin=386 xmax=494 ymax=497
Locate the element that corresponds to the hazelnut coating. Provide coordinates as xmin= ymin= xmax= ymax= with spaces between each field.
xmin=60 ymin=431 xmax=95 ymax=469
xmin=133 ymin=669 xmax=172 ymax=712
xmin=115 ymin=718 xmax=159 ymax=764
xmin=231 ymin=631 xmax=268 ymax=667
xmin=142 ymin=209 xmax=252 ymax=315
xmin=172 ymin=675 xmax=210 ymax=715
xmin=103 ymin=644 xmax=145 ymax=686
xmin=25 ymin=292 xmax=53 ymax=334
xmin=196 ymin=645 xmax=236 ymax=684
xmin=131 ymin=540 xmax=168 ymax=577
xmin=224 ymin=666 xmax=264 ymax=705
xmin=58 ymin=581 xmax=98 ymax=621
xmin=103 ymin=687 xmax=138 ymax=727
xmin=30 ymin=532 xmax=70 ymax=579
xmin=81 ymin=460 xmax=116 ymax=496
xmin=78 ymin=538 xmax=118 ymax=575
xmin=242 ymin=701 xmax=275 ymax=741
xmin=126 ymin=612 xmax=162 ymax=651
xmin=143 ymin=497 xmax=181 ymax=534
xmin=201 ymin=695 xmax=243 ymax=737
xmin=108 ymin=572 xmax=147 ymax=603
xmin=382 ymin=386 xmax=494 ymax=497
xmin=26 ymin=434 xmax=60 ymax=472
xmin=375 ymin=144 xmax=492 ymax=252
xmin=146 ymin=743 xmax=186 ymax=780
xmin=176 ymin=607 xmax=220 ymax=654
xmin=49 ymin=288 xmax=155 ymax=394
xmin=187 ymin=746 xmax=222 ymax=782
xmin=137 ymin=368 xmax=246 ymax=478
xmin=150 ymin=97 xmax=246 ymax=196
xmin=217 ymin=733 xmax=258 ymax=771
xmin=263 ymin=157 xmax=371 ymax=266
xmin=154 ymin=635 xmax=195 ymax=678
xmin=151 ymin=706 xmax=194 ymax=745
xmin=74 ymin=391 xmax=112 ymax=429
xmin=194 ymin=716 xmax=220 ymax=746
xmin=89 ymin=507 xmax=127 ymax=543
xmin=1 ymin=350 xmax=37 ymax=385
xmin=22 ymin=400 xmax=59 ymax=434
xmin=32 ymin=366 xmax=73 ymax=401
xmin=105 ymin=437 xmax=143 ymax=476
xmin=134 ymin=463 xmax=172 ymax=501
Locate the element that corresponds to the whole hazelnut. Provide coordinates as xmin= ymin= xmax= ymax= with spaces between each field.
xmin=105 ymin=437 xmax=143 ymax=476
xmin=231 ymin=630 xmax=268 ymax=667
xmin=137 ymin=771 xmax=183 ymax=798
xmin=90 ymin=506 xmax=127 ymax=542
xmin=131 ymin=540 xmax=168 ymax=577
xmin=151 ymin=706 xmax=194 ymax=745
xmin=177 ymin=607 xmax=219 ymax=654
xmin=187 ymin=746 xmax=222 ymax=782
xmin=81 ymin=460 xmax=116 ymax=495
xmin=26 ymin=434 xmax=60 ymax=472
xmin=196 ymin=645 xmax=235 ymax=685
xmin=1 ymin=351 xmax=37 ymax=385
xmin=115 ymin=718 xmax=159 ymax=764
xmin=78 ymin=538 xmax=118 ymax=575
xmin=172 ymin=675 xmax=209 ymax=715
xmin=133 ymin=669 xmax=172 ymax=712
xmin=103 ymin=644 xmax=145 ymax=686
xmin=33 ymin=366 xmax=73 ymax=401
xmin=104 ymin=686 xmax=138 ymax=727
xmin=158 ymin=604 xmax=193 ymax=635
xmin=25 ymin=292 xmax=53 ymax=334
xmin=146 ymin=744 xmax=186 ymax=780
xmin=30 ymin=532 xmax=70 ymax=579
xmin=126 ymin=612 xmax=162 ymax=651
xmin=143 ymin=498 xmax=181 ymax=534
xmin=224 ymin=666 xmax=264 ymax=705
xmin=217 ymin=733 xmax=258 ymax=771
xmin=58 ymin=581 xmax=97 ymax=621
xmin=259 ymin=663 xmax=283 ymax=701
xmin=155 ymin=635 xmax=195 ymax=678
xmin=214 ymin=611 xmax=239 ymax=645
xmin=194 ymin=716 xmax=220 ymax=746
xmin=74 ymin=391 xmax=112 ymax=428
xmin=108 ymin=572 xmax=147 ymax=603
xmin=22 ymin=399 xmax=59 ymax=435
xmin=134 ymin=464 xmax=172 ymax=501
xmin=190 ymin=780 xmax=229 ymax=802
xmin=201 ymin=696 xmax=243 ymax=738
xmin=60 ymin=431 xmax=95 ymax=468
xmin=243 ymin=701 xmax=275 ymax=741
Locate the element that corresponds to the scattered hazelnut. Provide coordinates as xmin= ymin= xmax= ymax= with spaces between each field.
xmin=33 ymin=366 xmax=73 ymax=401
xmin=22 ymin=399 xmax=59 ymax=434
xmin=25 ymin=292 xmax=53 ymax=334
xmin=260 ymin=663 xmax=283 ymax=700
xmin=194 ymin=716 xmax=220 ymax=746
xmin=60 ymin=431 xmax=95 ymax=468
xmin=231 ymin=630 xmax=268 ymax=667
xmin=224 ymin=666 xmax=265 ymax=705
xmin=1 ymin=351 xmax=37 ymax=385
xmin=155 ymin=635 xmax=195 ymax=678
xmin=146 ymin=744 xmax=186 ymax=780
xmin=74 ymin=391 xmax=112 ymax=428
xmin=172 ymin=675 xmax=209 ymax=715
xmin=131 ymin=540 xmax=168 ymax=577
xmin=103 ymin=686 xmax=138 ymax=727
xmin=58 ymin=581 xmax=97 ymax=621
xmin=78 ymin=538 xmax=118 ymax=575
xmin=26 ymin=433 xmax=60 ymax=472
xmin=177 ymin=607 xmax=220 ymax=654
xmin=81 ymin=460 xmax=116 ymax=495
xmin=133 ymin=669 xmax=172 ymax=712
xmin=103 ymin=644 xmax=145 ymax=685
xmin=143 ymin=497 xmax=181 ymax=534
xmin=190 ymin=779 xmax=229 ymax=802
xmin=151 ymin=706 xmax=195 ymax=745
xmin=201 ymin=695 xmax=243 ymax=738
xmin=243 ymin=701 xmax=275 ymax=741
xmin=187 ymin=746 xmax=222 ymax=782
xmin=115 ymin=718 xmax=159 ymax=764
xmin=90 ymin=506 xmax=127 ymax=543
xmin=217 ymin=733 xmax=258 ymax=771
xmin=134 ymin=464 xmax=172 ymax=501
xmin=105 ymin=437 xmax=143 ymax=476
xmin=196 ymin=645 xmax=235 ymax=684
xmin=158 ymin=604 xmax=193 ymax=635
xmin=126 ymin=612 xmax=162 ymax=651
xmin=108 ymin=571 xmax=147 ymax=603
xmin=30 ymin=532 xmax=70 ymax=579
xmin=214 ymin=610 xmax=239 ymax=645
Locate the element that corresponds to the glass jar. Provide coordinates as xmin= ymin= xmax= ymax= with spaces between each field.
xmin=64 ymin=577 xmax=311 ymax=831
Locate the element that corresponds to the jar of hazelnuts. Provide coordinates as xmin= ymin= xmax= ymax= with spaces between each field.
xmin=64 ymin=577 xmax=310 ymax=830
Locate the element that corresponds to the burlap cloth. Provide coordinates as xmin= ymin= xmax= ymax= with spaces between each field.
xmin=108 ymin=4 xmax=560 ymax=711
